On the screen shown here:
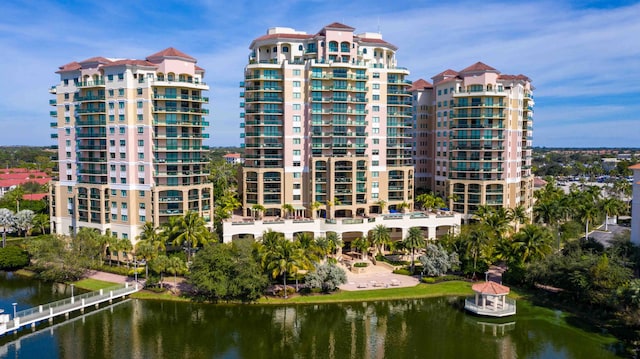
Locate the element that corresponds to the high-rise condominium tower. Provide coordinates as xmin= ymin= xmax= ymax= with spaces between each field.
xmin=411 ymin=63 xmax=534 ymax=217
xmin=240 ymin=23 xmax=414 ymax=219
xmin=49 ymin=48 xmax=212 ymax=242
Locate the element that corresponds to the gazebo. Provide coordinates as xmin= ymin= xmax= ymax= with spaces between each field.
xmin=464 ymin=281 xmax=516 ymax=317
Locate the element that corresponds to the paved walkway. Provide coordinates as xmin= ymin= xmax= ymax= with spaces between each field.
xmin=86 ymin=270 xmax=131 ymax=284
xmin=339 ymin=263 xmax=420 ymax=291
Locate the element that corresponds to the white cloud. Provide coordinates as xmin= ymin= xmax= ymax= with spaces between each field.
xmin=0 ymin=0 xmax=637 ymax=147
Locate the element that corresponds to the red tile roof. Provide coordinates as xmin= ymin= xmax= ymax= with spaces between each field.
xmin=322 ymin=22 xmax=355 ymax=31
xmin=23 ymin=193 xmax=47 ymax=201
xmin=432 ymin=69 xmax=459 ymax=78
xmin=146 ymin=47 xmax=196 ymax=61
xmin=102 ymin=59 xmax=157 ymax=68
xmin=630 ymin=164 xmax=640 ymax=170
xmin=408 ymin=78 xmax=433 ymax=91
xmin=79 ymin=56 xmax=112 ymax=65
xmin=472 ymin=281 xmax=510 ymax=295
xmin=224 ymin=153 xmax=241 ymax=158
xmin=195 ymin=65 xmax=205 ymax=72
xmin=357 ymin=37 xmax=397 ymax=50
xmin=56 ymin=61 xmax=82 ymax=73
xmin=498 ymin=74 xmax=532 ymax=82
xmin=252 ymin=33 xmax=313 ymax=43
xmin=460 ymin=61 xmax=498 ymax=73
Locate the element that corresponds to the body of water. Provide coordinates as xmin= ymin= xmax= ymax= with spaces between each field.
xmin=0 ymin=272 xmax=622 ymax=358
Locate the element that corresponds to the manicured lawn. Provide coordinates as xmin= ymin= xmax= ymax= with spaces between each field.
xmin=258 ymin=281 xmax=475 ymax=305
xmin=73 ymin=278 xmax=119 ymax=291
xmin=131 ymin=290 xmax=191 ymax=302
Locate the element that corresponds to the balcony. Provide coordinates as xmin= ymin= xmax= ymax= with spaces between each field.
xmin=153 ymin=107 xmax=209 ymax=114
xmin=50 ymin=122 xmax=57 ymax=128
xmin=49 ymin=111 xmax=58 ymax=117
xmin=76 ymin=108 xmax=106 ymax=114
xmin=77 ymin=80 xmax=105 ymax=88
xmin=153 ymin=94 xmax=210 ymax=102
xmin=74 ymin=95 xmax=106 ymax=102
xmin=50 ymin=133 xmax=58 ymax=139
xmin=49 ymin=99 xmax=57 ymax=106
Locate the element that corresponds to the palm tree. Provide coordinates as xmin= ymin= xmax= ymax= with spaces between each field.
xmin=134 ymin=240 xmax=157 ymax=278
xmin=579 ymin=205 xmax=600 ymax=241
xmin=600 ymin=197 xmax=624 ymax=231
xmin=281 ymin=203 xmax=295 ymax=219
xmin=310 ymin=201 xmax=323 ymax=219
xmin=403 ymin=227 xmax=424 ymax=274
xmin=369 ymin=224 xmax=391 ymax=257
xmin=138 ymin=222 xmax=165 ymax=253
xmin=533 ymin=201 xmax=559 ymax=226
xmin=251 ymin=204 xmax=266 ymax=220
xmin=265 ymin=237 xmax=308 ymax=298
xmin=0 ymin=208 xmax=14 ymax=248
xmin=397 ymin=201 xmax=410 ymax=213
xmin=259 ymin=229 xmax=284 ymax=267
xmin=173 ymin=211 xmax=210 ymax=261
xmin=473 ymin=205 xmax=493 ymax=224
xmin=166 ymin=256 xmax=187 ymax=288
xmin=295 ymin=232 xmax=320 ymax=264
xmin=352 ymin=237 xmax=370 ymax=260
xmin=512 ymin=225 xmax=553 ymax=265
xmin=508 ymin=205 xmax=528 ymax=233
xmin=217 ymin=188 xmax=241 ymax=220
xmin=376 ymin=199 xmax=387 ymax=214
xmin=160 ymin=216 xmax=181 ymax=244
xmin=32 ymin=213 xmax=50 ymax=235
xmin=463 ymin=226 xmax=492 ymax=277
xmin=325 ymin=231 xmax=343 ymax=256
xmin=151 ymin=255 xmax=170 ymax=288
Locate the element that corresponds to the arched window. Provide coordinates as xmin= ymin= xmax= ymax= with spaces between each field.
xmin=362 ymin=48 xmax=367 ymax=54
xmin=298 ymin=44 xmax=303 ymax=51
xmin=167 ymin=73 xmax=175 ymax=81
xmin=282 ymin=46 xmax=289 ymax=53
xmin=273 ymin=47 xmax=277 ymax=53
xmin=329 ymin=41 xmax=338 ymax=52
xmin=340 ymin=42 xmax=349 ymax=52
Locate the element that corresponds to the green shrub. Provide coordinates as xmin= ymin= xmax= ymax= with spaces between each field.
xmin=0 ymin=246 xmax=30 ymax=270
xmin=392 ymin=269 xmax=411 ymax=276
xmin=422 ymin=277 xmax=436 ymax=284
xmin=353 ymin=262 xmax=369 ymax=268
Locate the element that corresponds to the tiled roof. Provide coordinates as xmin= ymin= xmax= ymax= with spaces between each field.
xmin=102 ymin=59 xmax=157 ymax=68
xmin=323 ymin=22 xmax=355 ymax=31
xmin=252 ymin=33 xmax=313 ymax=43
xmin=195 ymin=65 xmax=205 ymax=72
xmin=224 ymin=153 xmax=241 ymax=158
xmin=56 ymin=61 xmax=82 ymax=73
xmin=432 ymin=69 xmax=459 ymax=78
xmin=498 ymin=74 xmax=532 ymax=82
xmin=460 ymin=61 xmax=498 ymax=73
xmin=408 ymin=79 xmax=433 ymax=91
xmin=23 ymin=193 xmax=47 ymax=201
xmin=79 ymin=56 xmax=112 ymax=65
xmin=146 ymin=47 xmax=195 ymax=61
xmin=357 ymin=37 xmax=397 ymax=50
xmin=472 ymin=281 xmax=510 ymax=295
xmin=630 ymin=164 xmax=640 ymax=170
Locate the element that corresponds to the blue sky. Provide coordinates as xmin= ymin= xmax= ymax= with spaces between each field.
xmin=0 ymin=0 xmax=638 ymax=148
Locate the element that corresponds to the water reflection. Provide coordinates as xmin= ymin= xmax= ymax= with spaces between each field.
xmin=0 ymin=273 xmax=623 ymax=359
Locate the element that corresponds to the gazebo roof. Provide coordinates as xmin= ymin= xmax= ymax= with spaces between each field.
xmin=472 ymin=281 xmax=510 ymax=295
